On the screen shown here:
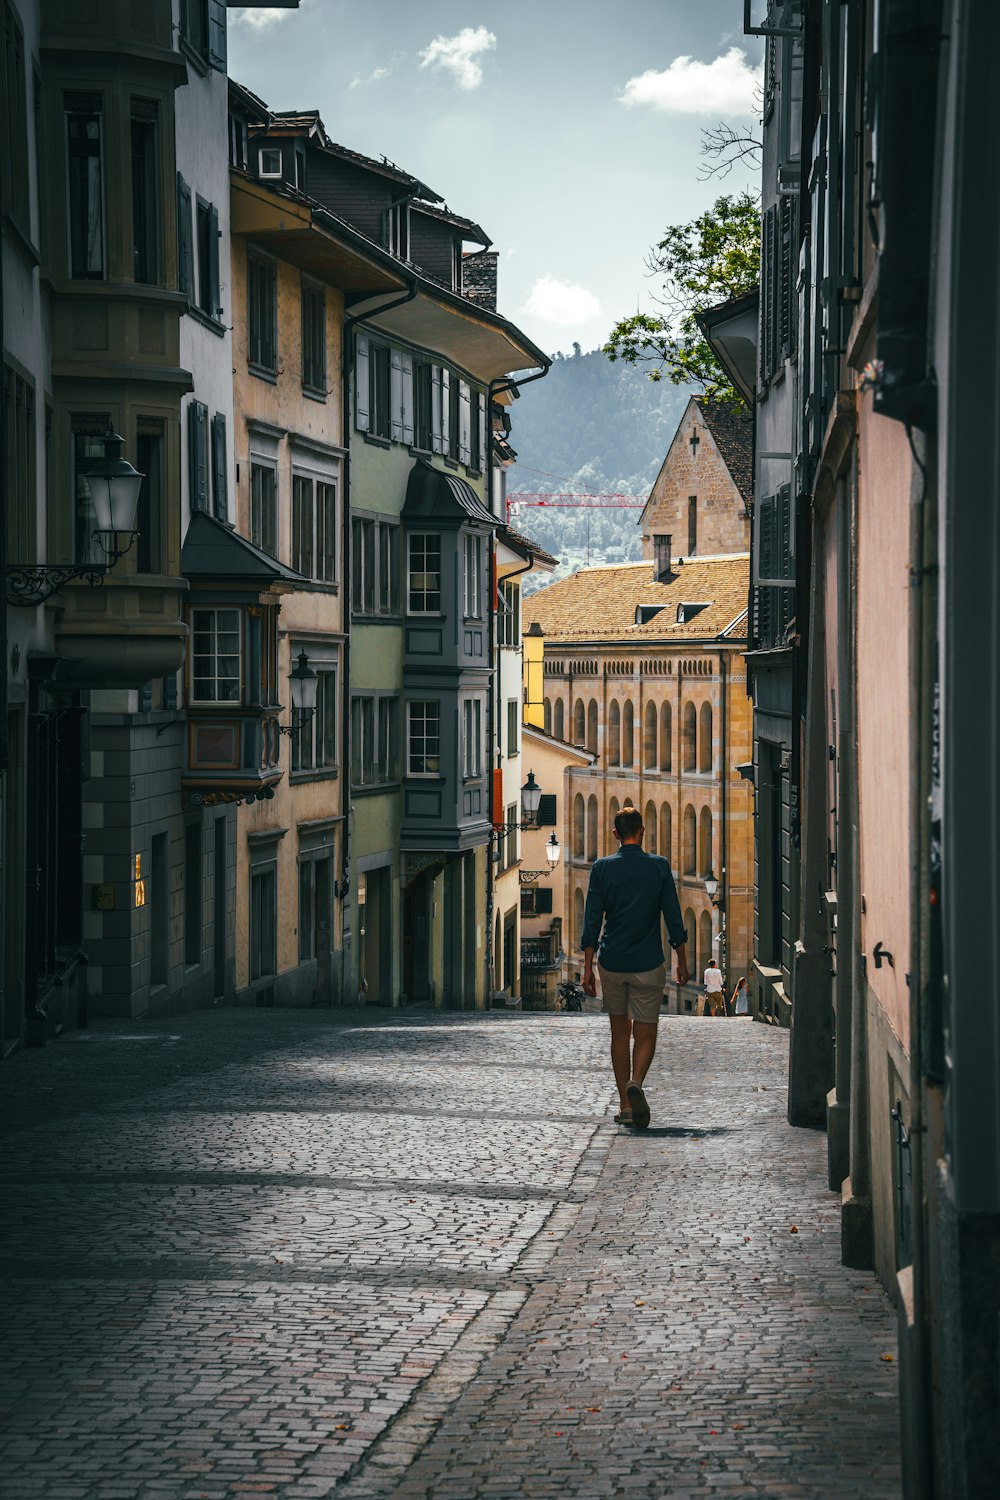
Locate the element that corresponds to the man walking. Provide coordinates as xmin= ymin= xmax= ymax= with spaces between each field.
xmin=581 ymin=806 xmax=689 ymax=1129
xmin=703 ymin=958 xmax=725 ymax=1016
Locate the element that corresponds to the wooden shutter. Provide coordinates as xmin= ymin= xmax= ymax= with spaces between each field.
xmin=211 ymin=412 xmax=228 ymax=522
xmin=354 ymin=334 xmax=370 ymax=432
xmin=778 ymin=197 xmax=795 ymax=360
xmin=458 ymin=380 xmax=471 ymax=466
xmin=177 ymin=174 xmax=192 ymax=295
xmin=439 ymin=368 xmax=451 ymax=456
xmin=209 ymin=203 xmax=221 ymax=318
xmin=536 ymin=887 xmax=553 ymax=915
xmin=431 ymin=365 xmax=445 ymax=454
xmin=400 ymin=351 xmax=414 ymax=446
xmin=188 ymin=400 xmax=208 ymax=512
xmin=390 ymin=347 xmax=404 ymax=443
xmin=208 ymin=0 xmax=227 ymax=70
xmin=536 ymin=794 xmax=557 ymax=827
xmin=759 ymin=205 xmax=777 ymax=384
xmin=492 ymin=767 xmax=504 ymax=828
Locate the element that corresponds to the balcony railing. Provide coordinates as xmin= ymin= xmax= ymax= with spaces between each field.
xmin=521 ymin=918 xmax=563 ymax=971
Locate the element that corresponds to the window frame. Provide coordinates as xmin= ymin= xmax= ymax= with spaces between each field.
xmin=249 ymin=459 xmax=277 ymax=557
xmin=301 ymin=277 xmax=327 ymax=396
xmin=190 ymin=606 xmax=243 ymax=705
xmin=65 ymin=92 xmax=106 ymax=280
xmin=463 ymin=697 xmax=482 ymax=779
xmin=291 ymin=651 xmax=338 ymax=775
xmin=463 ymin=530 xmax=483 ymax=619
xmin=407 ymin=531 xmax=442 ymax=615
xmin=247 ymin=245 xmax=277 ymax=376
xmin=349 ymin=692 xmax=400 ymax=788
xmin=407 ymin=699 xmax=441 ymax=777
xmin=1 ymin=3 xmax=30 ymax=234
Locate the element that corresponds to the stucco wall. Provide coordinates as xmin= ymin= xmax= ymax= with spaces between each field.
xmin=856 ymin=384 xmax=912 ymax=1052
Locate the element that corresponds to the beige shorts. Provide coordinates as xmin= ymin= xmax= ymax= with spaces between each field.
xmin=598 ymin=962 xmax=666 ymax=1024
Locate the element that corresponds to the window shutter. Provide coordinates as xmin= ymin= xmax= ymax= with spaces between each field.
xmin=475 ymin=391 xmax=486 ymax=471
xmin=188 ymin=400 xmax=208 ymax=512
xmin=207 ymin=0 xmax=227 ymax=70
xmin=778 ymin=197 xmax=795 ymax=360
xmin=400 ymin=351 xmax=414 ymax=446
xmin=536 ymin=887 xmax=553 ymax=915
xmin=759 ymin=205 xmax=777 ymax=384
xmin=211 ymin=412 xmax=228 ymax=522
xmin=536 ymin=793 xmax=557 ymax=827
xmin=458 ymin=380 xmax=471 ymax=466
xmin=777 ymin=483 xmax=793 ymax=579
xmin=209 ymin=203 xmax=221 ymax=317
xmin=355 ymin=334 xmax=370 ymax=432
xmin=390 ymin=347 xmax=404 ymax=443
xmin=177 ymin=174 xmax=192 ymax=295
xmin=431 ymin=365 xmax=445 ymax=454
xmin=439 ymin=368 xmax=451 ymax=456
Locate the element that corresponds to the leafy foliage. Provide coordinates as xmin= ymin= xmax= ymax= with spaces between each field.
xmin=603 ymin=193 xmax=760 ymax=406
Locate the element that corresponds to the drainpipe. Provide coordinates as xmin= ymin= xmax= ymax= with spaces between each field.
xmin=720 ymin=648 xmax=729 ymax=993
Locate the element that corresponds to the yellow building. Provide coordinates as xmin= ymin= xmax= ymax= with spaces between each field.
xmin=522 ymin=551 xmax=754 ymax=1013
xmin=226 ymin=102 xmax=409 ymax=1005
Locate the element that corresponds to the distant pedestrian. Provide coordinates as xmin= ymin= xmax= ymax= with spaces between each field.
xmin=581 ymin=806 xmax=689 ymax=1129
xmin=703 ymin=959 xmax=725 ymax=1016
xmin=731 ymin=976 xmax=750 ymax=1016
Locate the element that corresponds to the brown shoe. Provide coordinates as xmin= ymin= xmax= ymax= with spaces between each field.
xmin=626 ymin=1081 xmax=651 ymax=1129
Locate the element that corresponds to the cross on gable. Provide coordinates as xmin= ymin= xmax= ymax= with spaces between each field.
xmin=689 ymin=426 xmax=700 ymax=455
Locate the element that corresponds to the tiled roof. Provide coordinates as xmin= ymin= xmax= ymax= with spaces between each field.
xmin=521 ymin=556 xmax=750 ymax=642
xmin=694 ymin=398 xmax=754 ymax=503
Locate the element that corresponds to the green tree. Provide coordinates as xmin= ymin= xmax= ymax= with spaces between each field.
xmin=604 ymin=192 xmax=760 ymax=406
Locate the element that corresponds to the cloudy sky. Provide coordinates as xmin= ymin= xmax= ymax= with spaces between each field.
xmin=228 ymin=2 xmax=764 ymax=356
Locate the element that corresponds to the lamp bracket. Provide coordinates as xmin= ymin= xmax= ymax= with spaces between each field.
xmin=6 ymin=530 xmax=140 ymax=607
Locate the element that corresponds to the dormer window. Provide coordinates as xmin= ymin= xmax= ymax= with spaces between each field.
xmin=386 ymin=202 xmax=409 ymax=259
xmin=229 ymin=114 xmax=248 ymax=171
xmin=676 ymin=601 xmax=710 ymax=624
xmin=258 ymin=146 xmax=282 ymax=179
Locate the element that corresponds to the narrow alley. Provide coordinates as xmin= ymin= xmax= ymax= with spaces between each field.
xmin=0 ymin=1009 xmax=900 ymax=1499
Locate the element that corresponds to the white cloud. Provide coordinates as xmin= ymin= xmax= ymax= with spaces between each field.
xmin=349 ymin=56 xmax=402 ymax=90
xmin=522 ymin=276 xmax=601 ymax=328
xmin=619 ymin=47 xmax=762 ymax=117
xmin=418 ymin=26 xmax=496 ymax=91
xmin=228 ymin=6 xmax=297 ymax=32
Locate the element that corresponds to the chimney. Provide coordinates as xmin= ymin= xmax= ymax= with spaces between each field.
xmin=462 ymin=250 xmax=498 ymax=311
xmin=653 ymin=533 xmax=673 ymax=582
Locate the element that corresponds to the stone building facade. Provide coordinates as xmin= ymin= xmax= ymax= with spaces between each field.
xmin=639 ymin=397 xmax=752 ymax=563
xmin=523 ymin=554 xmax=754 ymax=1013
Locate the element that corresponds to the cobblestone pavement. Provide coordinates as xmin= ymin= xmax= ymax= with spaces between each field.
xmin=0 ymin=1008 xmax=901 ymax=1499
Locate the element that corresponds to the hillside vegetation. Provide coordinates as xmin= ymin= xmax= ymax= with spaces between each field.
xmin=507 ymin=345 xmax=690 ymax=591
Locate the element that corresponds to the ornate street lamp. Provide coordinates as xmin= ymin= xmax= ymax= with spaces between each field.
xmin=520 ymin=769 xmax=542 ymax=825
xmin=280 ymin=649 xmax=319 ymax=737
xmin=704 ymin=868 xmax=720 ymax=904
xmin=545 ymin=833 xmax=561 ymax=868
xmin=6 ymin=423 xmax=143 ymax=606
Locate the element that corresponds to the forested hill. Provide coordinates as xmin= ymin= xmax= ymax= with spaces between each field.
xmin=506 ymin=345 xmax=691 ymax=590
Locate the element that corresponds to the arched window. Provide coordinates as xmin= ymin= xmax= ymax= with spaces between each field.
xmin=643 ymin=701 xmax=657 ymax=769
xmin=682 ymin=701 xmax=697 ymax=771
xmin=622 ymin=700 xmax=635 ymax=765
xmin=608 ymin=701 xmax=621 ymax=765
xmin=683 ymin=803 xmax=697 ymax=874
xmin=586 ymin=795 xmax=598 ymax=861
xmin=699 ymin=702 xmax=713 ymax=772
xmin=644 ymin=800 xmax=657 ymax=852
xmin=659 ymin=802 xmax=672 ymax=863
xmin=685 ymin=907 xmax=698 ymax=975
xmin=699 ymin=806 xmax=713 ymax=875
xmin=543 ymin=698 xmax=552 ymax=735
xmin=609 ymin=796 xmax=620 ymax=837
xmin=587 ymin=699 xmax=598 ymax=753
xmin=700 ymin=910 xmax=714 ymax=978
xmin=572 ymin=793 xmax=585 ymax=859
xmin=573 ymin=697 xmax=586 ymax=746
xmin=660 ymin=701 xmax=672 ymax=771
xmin=553 ymin=698 xmax=565 ymax=741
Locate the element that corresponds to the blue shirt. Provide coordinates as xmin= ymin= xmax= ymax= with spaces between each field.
xmin=581 ymin=844 xmax=688 ymax=973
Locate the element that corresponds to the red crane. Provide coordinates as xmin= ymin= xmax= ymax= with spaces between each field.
xmin=506 ymin=491 xmax=645 ymax=519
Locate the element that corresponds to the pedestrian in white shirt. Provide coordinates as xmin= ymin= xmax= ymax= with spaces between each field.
xmin=702 ymin=959 xmax=725 ymax=1016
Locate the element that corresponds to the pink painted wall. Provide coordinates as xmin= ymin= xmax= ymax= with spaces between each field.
xmin=856 ymin=388 xmax=912 ymax=1053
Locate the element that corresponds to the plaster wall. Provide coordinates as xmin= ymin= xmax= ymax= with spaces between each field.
xmin=856 ymin=386 xmax=912 ymax=1052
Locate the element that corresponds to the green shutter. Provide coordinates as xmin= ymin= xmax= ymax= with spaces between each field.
xmin=188 ymin=400 xmax=208 ymax=512
xmin=536 ymin=887 xmax=553 ymax=914
xmin=211 ymin=412 xmax=228 ymax=522
xmin=209 ymin=203 xmax=220 ymax=317
xmin=207 ymin=0 xmax=227 ymax=70
xmin=355 ymin=334 xmax=370 ymax=432
xmin=177 ymin=174 xmax=192 ymax=296
xmin=536 ymin=794 xmax=557 ymax=826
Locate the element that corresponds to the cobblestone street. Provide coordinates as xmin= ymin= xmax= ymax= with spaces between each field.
xmin=0 ymin=1009 xmax=901 ymax=1499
